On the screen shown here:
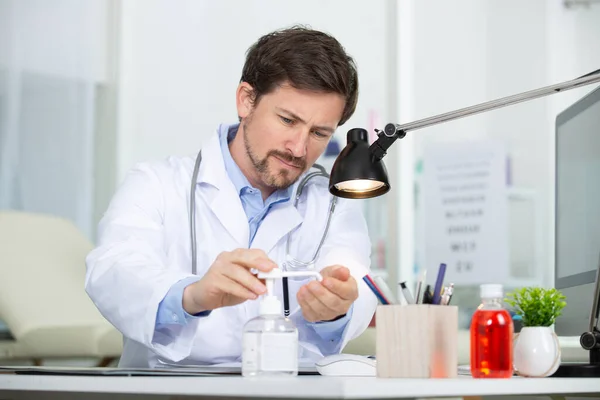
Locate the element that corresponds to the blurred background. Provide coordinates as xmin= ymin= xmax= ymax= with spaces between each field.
xmin=0 ymin=0 xmax=599 ymax=367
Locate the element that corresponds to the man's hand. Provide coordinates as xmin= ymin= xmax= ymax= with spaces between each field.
xmin=182 ymin=249 xmax=277 ymax=315
xmin=296 ymin=265 xmax=358 ymax=323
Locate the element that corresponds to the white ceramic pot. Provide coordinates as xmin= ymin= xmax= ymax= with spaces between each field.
xmin=513 ymin=326 xmax=561 ymax=377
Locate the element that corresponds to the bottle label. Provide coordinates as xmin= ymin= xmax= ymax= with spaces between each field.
xmin=242 ymin=332 xmax=259 ymax=372
xmin=242 ymin=331 xmax=298 ymax=372
xmin=259 ymin=332 xmax=298 ymax=371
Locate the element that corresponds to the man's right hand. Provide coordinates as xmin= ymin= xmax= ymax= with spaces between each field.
xmin=182 ymin=249 xmax=277 ymax=315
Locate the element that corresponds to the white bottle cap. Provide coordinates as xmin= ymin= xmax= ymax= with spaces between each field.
xmin=259 ymin=295 xmax=282 ymax=315
xmin=480 ymin=284 xmax=503 ymax=299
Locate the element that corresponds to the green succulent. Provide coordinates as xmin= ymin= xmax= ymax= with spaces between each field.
xmin=504 ymin=287 xmax=567 ymax=327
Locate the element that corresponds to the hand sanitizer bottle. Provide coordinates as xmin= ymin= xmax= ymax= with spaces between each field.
xmin=241 ymin=269 xmax=322 ymax=377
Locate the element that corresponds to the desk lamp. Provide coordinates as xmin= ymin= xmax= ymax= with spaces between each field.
xmin=329 ymin=68 xmax=600 ymax=199
xmin=329 ymin=67 xmax=600 ymax=377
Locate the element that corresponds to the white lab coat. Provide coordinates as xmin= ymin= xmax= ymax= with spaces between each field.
xmin=85 ymin=127 xmax=377 ymax=368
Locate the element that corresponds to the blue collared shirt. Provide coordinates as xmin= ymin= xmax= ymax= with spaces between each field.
xmin=155 ymin=123 xmax=351 ymax=345
xmin=220 ymin=124 xmax=293 ymax=244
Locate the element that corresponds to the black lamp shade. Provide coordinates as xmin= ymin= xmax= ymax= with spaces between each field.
xmin=329 ymin=128 xmax=390 ymax=199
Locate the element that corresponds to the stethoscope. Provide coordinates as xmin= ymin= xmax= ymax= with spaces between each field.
xmin=189 ymin=150 xmax=337 ymax=316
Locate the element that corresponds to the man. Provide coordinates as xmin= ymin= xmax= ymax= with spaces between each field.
xmin=85 ymin=26 xmax=377 ymax=368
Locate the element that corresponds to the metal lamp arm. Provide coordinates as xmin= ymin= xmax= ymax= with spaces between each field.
xmin=369 ymin=68 xmax=600 ymax=162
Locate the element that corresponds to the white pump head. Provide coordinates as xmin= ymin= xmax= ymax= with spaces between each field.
xmin=256 ymin=268 xmax=323 ymax=316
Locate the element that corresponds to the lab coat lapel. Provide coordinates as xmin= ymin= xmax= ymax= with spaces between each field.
xmin=195 ymin=132 xmax=249 ymax=247
xmin=210 ymin=187 xmax=249 ymax=248
xmin=251 ymin=203 xmax=302 ymax=255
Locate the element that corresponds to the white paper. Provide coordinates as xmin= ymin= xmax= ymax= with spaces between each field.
xmin=421 ymin=140 xmax=509 ymax=285
xmin=155 ymin=358 xmax=317 ymax=373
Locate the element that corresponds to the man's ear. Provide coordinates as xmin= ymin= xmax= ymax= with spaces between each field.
xmin=236 ymin=82 xmax=255 ymax=119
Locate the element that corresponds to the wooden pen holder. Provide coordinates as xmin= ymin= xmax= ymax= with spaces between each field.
xmin=375 ymin=304 xmax=458 ymax=378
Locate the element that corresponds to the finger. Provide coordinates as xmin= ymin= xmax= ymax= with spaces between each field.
xmin=305 ymin=280 xmax=345 ymax=314
xmin=321 ymin=275 xmax=358 ymax=301
xmin=228 ymin=249 xmax=278 ymax=272
xmin=321 ymin=265 xmax=350 ymax=281
xmin=298 ymin=284 xmax=335 ymax=321
xmin=223 ymin=262 xmax=268 ymax=296
xmin=296 ymin=287 xmax=320 ymax=323
xmin=216 ymin=275 xmax=258 ymax=301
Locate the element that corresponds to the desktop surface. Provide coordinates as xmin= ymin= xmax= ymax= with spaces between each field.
xmin=2 ymin=372 xmax=600 ymax=400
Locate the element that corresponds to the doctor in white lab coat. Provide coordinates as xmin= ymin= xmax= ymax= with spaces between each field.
xmin=85 ymin=26 xmax=377 ymax=368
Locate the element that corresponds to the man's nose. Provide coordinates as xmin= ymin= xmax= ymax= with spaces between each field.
xmin=286 ymin=128 xmax=309 ymax=158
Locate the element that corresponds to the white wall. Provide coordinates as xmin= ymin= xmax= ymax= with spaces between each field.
xmin=396 ymin=0 xmax=600 ymax=294
xmin=115 ymin=0 xmax=393 ymax=181
xmin=0 ymin=0 xmax=108 ymax=81
xmin=112 ymin=0 xmax=400 ymax=283
xmin=112 ymin=0 xmax=600 ymax=295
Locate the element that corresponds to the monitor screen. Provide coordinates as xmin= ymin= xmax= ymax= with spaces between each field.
xmin=555 ymin=86 xmax=600 ymax=336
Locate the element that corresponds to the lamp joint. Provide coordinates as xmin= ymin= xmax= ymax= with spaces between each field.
xmin=369 ymin=127 xmax=407 ymax=162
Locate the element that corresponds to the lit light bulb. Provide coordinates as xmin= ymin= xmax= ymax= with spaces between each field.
xmin=334 ymin=179 xmax=385 ymax=193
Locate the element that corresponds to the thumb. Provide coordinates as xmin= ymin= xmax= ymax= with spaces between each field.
xmin=321 ymin=265 xmax=350 ymax=281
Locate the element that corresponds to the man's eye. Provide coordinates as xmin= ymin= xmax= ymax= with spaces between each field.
xmin=313 ymin=131 xmax=327 ymax=138
xmin=280 ymin=116 xmax=293 ymax=124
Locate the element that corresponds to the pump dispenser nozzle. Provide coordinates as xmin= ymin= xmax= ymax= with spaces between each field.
xmin=256 ymin=268 xmax=323 ymax=316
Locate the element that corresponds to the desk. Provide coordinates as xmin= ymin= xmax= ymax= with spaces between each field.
xmin=1 ymin=374 xmax=600 ymax=400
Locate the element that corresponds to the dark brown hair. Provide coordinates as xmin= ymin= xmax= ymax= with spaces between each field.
xmin=240 ymin=25 xmax=359 ymax=126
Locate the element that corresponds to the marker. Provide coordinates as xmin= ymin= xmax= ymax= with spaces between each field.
xmin=422 ymin=284 xmax=433 ymax=304
xmin=432 ymin=263 xmax=447 ymax=305
xmin=399 ymin=281 xmax=415 ymax=304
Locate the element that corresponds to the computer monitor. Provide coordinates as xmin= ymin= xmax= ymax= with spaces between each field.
xmin=552 ymin=85 xmax=600 ymax=377
xmin=554 ymin=85 xmax=600 ymax=339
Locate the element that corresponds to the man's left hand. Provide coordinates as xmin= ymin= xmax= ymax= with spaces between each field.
xmin=296 ymin=265 xmax=358 ymax=323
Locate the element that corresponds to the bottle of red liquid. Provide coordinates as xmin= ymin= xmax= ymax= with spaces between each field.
xmin=470 ymin=284 xmax=514 ymax=378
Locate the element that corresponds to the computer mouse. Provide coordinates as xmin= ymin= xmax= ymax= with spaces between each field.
xmin=315 ymin=353 xmax=376 ymax=377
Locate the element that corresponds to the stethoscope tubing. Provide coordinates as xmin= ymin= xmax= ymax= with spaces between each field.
xmin=189 ymin=149 xmax=335 ymax=316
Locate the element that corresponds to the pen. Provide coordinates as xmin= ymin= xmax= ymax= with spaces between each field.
xmin=415 ymin=270 xmax=426 ymax=304
xmin=399 ymin=281 xmax=415 ymax=304
xmin=422 ymin=284 xmax=433 ymax=304
xmin=374 ymin=276 xmax=398 ymax=304
xmin=362 ymin=275 xmax=390 ymax=305
xmin=441 ymin=283 xmax=454 ymax=305
xmin=432 ymin=263 xmax=447 ymax=305
xmin=440 ymin=287 xmax=448 ymax=305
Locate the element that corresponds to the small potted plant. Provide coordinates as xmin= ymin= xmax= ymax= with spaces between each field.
xmin=505 ymin=287 xmax=567 ymax=377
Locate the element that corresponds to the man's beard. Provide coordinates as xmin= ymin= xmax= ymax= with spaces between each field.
xmin=242 ymin=119 xmax=306 ymax=190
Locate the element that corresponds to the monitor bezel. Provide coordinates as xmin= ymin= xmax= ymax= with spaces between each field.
xmin=555 ymin=85 xmax=600 ymax=290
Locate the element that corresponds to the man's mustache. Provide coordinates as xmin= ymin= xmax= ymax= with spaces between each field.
xmin=268 ymin=150 xmax=306 ymax=169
